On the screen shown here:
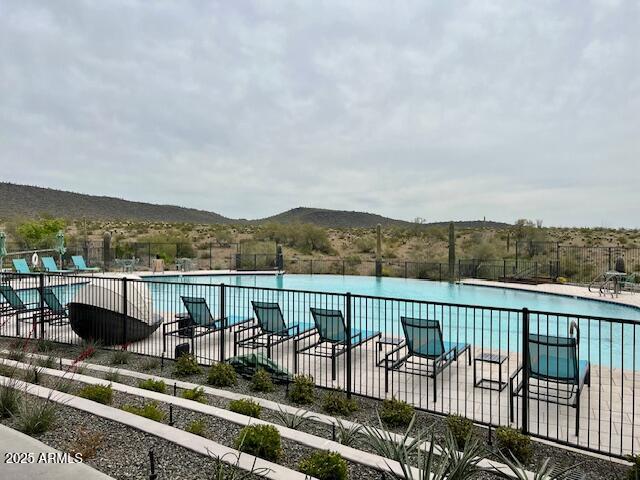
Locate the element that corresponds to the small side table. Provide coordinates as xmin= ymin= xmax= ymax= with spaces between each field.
xmin=474 ymin=352 xmax=508 ymax=391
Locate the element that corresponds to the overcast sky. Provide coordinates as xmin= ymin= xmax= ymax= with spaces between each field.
xmin=1 ymin=1 xmax=638 ymax=227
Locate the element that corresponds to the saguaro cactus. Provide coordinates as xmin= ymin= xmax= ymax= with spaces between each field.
xmin=375 ymin=224 xmax=382 ymax=277
xmin=448 ymin=222 xmax=456 ymax=282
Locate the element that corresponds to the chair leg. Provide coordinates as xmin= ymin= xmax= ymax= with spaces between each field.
xmin=467 ymin=347 xmax=472 ymax=365
xmin=432 ymin=373 xmax=437 ymax=403
xmin=575 ymin=398 xmax=580 ymax=436
xmin=331 ymin=344 xmax=336 ymax=381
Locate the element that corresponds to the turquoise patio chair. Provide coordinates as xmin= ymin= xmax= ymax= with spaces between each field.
xmin=41 ymin=286 xmax=69 ymax=325
xmin=162 ymin=296 xmax=251 ymax=356
xmin=383 ymin=317 xmax=471 ymax=401
xmin=296 ymin=307 xmax=381 ymax=380
xmin=510 ymin=333 xmax=590 ymax=436
xmin=71 ymin=255 xmax=100 ymax=272
xmin=12 ymin=258 xmax=31 ymax=274
xmin=42 ymin=256 xmax=72 ymax=274
xmin=234 ymin=301 xmax=315 ymax=357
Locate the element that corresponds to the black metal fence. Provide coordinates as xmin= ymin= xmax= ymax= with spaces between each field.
xmin=1 ymin=271 xmax=638 ymax=458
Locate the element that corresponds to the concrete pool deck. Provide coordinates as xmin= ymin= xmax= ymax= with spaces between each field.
xmin=460 ymin=279 xmax=640 ymax=312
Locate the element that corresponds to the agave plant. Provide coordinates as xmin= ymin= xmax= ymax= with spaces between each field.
xmin=363 ymin=412 xmax=422 ymax=461
xmin=494 ymin=451 xmax=585 ymax=480
xmin=209 ymin=450 xmax=272 ymax=479
xmin=272 ymin=406 xmax=318 ymax=430
xmin=334 ymin=418 xmax=364 ymax=447
xmin=389 ymin=428 xmax=486 ymax=480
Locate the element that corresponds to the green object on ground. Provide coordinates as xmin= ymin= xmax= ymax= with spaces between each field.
xmin=228 ymin=353 xmax=291 ymax=382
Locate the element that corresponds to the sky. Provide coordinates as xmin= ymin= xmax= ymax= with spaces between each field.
xmin=1 ymin=1 xmax=639 ymax=227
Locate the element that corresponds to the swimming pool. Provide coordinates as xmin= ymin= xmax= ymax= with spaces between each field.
xmin=142 ymin=274 xmax=640 ymax=369
xmin=145 ymin=273 xmax=640 ymax=321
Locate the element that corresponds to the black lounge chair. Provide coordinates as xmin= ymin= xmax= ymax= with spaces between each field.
xmin=510 ymin=333 xmax=590 ymax=435
xmin=234 ymin=301 xmax=315 ymax=357
xmin=295 ymin=307 xmax=381 ymax=380
xmin=382 ymin=316 xmax=471 ymax=402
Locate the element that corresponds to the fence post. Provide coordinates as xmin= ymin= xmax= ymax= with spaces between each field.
xmin=345 ymin=292 xmax=352 ymax=399
xmin=219 ymin=283 xmax=226 ymax=362
xmin=209 ymin=243 xmax=213 ymax=270
xmin=148 ymin=243 xmax=151 ymax=268
xmin=608 ymin=247 xmax=613 ymax=271
xmin=38 ymin=273 xmax=45 ymax=339
xmin=521 ymin=308 xmax=530 ymax=434
xmin=310 ymin=259 xmax=313 ymax=275
xmin=122 ymin=277 xmax=128 ymax=346
xmin=342 ymin=260 xmax=345 ymax=276
xmin=404 ymin=261 xmax=407 ymax=279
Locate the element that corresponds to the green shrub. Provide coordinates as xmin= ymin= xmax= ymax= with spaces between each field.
xmin=7 ymin=349 xmax=25 ymax=362
xmin=140 ymin=357 xmax=160 ymax=371
xmin=288 ymin=375 xmax=315 ymax=404
xmin=23 ymin=367 xmax=41 ymax=385
xmin=299 ymin=451 xmax=348 ymax=480
xmin=17 ymin=397 xmax=57 ymax=434
xmin=251 ymin=368 xmax=274 ymax=392
xmin=496 ymin=427 xmax=532 ymax=463
xmin=229 ymin=398 xmax=261 ymax=418
xmin=235 ymin=424 xmax=281 ymax=461
xmin=207 ymin=363 xmax=237 ymax=387
xmin=322 ymin=392 xmax=358 ymax=416
xmin=121 ymin=402 xmax=165 ymax=422
xmin=138 ymin=378 xmax=166 ymax=393
xmin=110 ymin=350 xmax=130 ymax=365
xmin=446 ymin=414 xmax=474 ymax=449
xmin=379 ymin=397 xmax=414 ymax=428
xmin=182 ymin=387 xmax=207 ymax=403
xmin=626 ymin=455 xmax=640 ymax=480
xmin=174 ymin=354 xmax=201 ymax=377
xmin=36 ymin=339 xmax=55 ymax=353
xmin=104 ymin=370 xmax=120 ymax=383
xmin=186 ymin=419 xmax=207 ymax=437
xmin=77 ymin=384 xmax=113 ymax=405
xmin=0 ymin=380 xmax=20 ymax=418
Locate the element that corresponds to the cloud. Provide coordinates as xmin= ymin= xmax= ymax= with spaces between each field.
xmin=0 ymin=0 xmax=638 ymax=227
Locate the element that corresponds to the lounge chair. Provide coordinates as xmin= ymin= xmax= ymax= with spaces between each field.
xmin=295 ymin=307 xmax=381 ymax=380
xmin=42 ymin=256 xmax=72 ymax=274
xmin=382 ymin=317 xmax=471 ymax=401
xmin=12 ymin=258 xmax=31 ymax=274
xmin=510 ymin=333 xmax=590 ymax=436
xmin=71 ymin=255 xmax=100 ymax=273
xmin=234 ymin=301 xmax=315 ymax=357
xmin=162 ymin=296 xmax=252 ymax=356
xmin=0 ymin=285 xmax=67 ymax=333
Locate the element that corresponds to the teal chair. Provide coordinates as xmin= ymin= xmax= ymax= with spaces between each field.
xmin=0 ymin=284 xmax=35 ymax=315
xmin=12 ymin=258 xmax=31 ymax=274
xmin=42 ymin=256 xmax=72 ymax=274
xmin=162 ymin=296 xmax=251 ymax=356
xmin=71 ymin=255 xmax=100 ymax=272
xmin=510 ymin=333 xmax=590 ymax=436
xmin=234 ymin=301 xmax=315 ymax=357
xmin=41 ymin=287 xmax=69 ymax=325
xmin=296 ymin=307 xmax=381 ymax=380
xmin=383 ymin=317 xmax=471 ymax=401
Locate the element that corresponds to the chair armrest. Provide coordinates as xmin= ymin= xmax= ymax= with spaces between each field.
xmin=296 ymin=329 xmax=317 ymax=342
xmin=509 ymin=364 xmax=523 ymax=382
xmin=384 ymin=341 xmax=406 ymax=361
xmin=349 ymin=331 xmax=362 ymax=343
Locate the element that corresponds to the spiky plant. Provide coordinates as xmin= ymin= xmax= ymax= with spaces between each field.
xmin=363 ymin=413 xmax=421 ymax=461
xmin=272 ymin=406 xmax=318 ymax=430
xmin=335 ymin=419 xmax=363 ymax=447
xmin=494 ymin=452 xmax=585 ymax=480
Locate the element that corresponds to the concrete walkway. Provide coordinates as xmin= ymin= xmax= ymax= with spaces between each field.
xmin=0 ymin=424 xmax=113 ymax=480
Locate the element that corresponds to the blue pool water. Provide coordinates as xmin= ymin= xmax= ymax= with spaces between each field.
xmin=143 ymin=274 xmax=640 ymax=369
xmin=146 ymin=274 xmax=640 ymax=321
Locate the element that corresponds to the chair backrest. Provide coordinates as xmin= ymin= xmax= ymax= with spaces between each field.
xmin=12 ymin=258 xmax=30 ymax=274
xmin=401 ymin=316 xmax=445 ymax=358
xmin=42 ymin=287 xmax=65 ymax=314
xmin=310 ymin=307 xmax=346 ymax=343
xmin=0 ymin=285 xmax=26 ymax=310
xmin=528 ymin=334 xmax=579 ymax=384
xmin=72 ymin=255 xmax=87 ymax=269
xmin=181 ymin=296 xmax=214 ymax=327
xmin=42 ymin=256 xmax=59 ymax=272
xmin=252 ymin=301 xmax=286 ymax=334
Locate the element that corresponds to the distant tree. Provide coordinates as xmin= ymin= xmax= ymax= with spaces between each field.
xmin=14 ymin=217 xmax=66 ymax=249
